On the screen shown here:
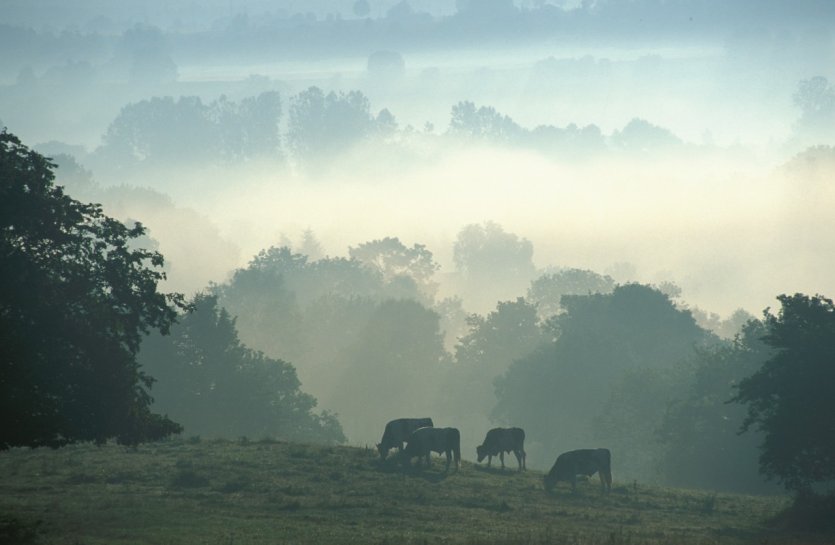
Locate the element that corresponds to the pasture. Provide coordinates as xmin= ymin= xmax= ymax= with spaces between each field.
xmin=0 ymin=438 xmax=819 ymax=545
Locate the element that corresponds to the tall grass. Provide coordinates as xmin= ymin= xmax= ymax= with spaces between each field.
xmin=0 ymin=439 xmax=816 ymax=545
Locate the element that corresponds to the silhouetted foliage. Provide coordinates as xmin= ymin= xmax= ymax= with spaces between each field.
xmin=328 ymin=298 xmax=448 ymax=440
xmin=349 ymin=236 xmax=439 ymax=303
xmin=449 ymin=101 xmax=523 ymax=144
xmin=353 ymin=0 xmax=371 ymax=18
xmin=452 ymin=222 xmax=536 ymax=311
xmin=527 ymin=268 xmax=615 ymax=319
xmin=288 ymin=87 xmax=377 ymax=162
xmin=793 ymin=76 xmax=835 ymax=140
xmin=140 ymin=294 xmax=345 ymax=444
xmin=524 ymin=123 xmax=606 ymax=157
xmin=732 ymin=293 xmax=835 ymax=495
xmin=0 ymin=129 xmax=186 ymax=449
xmin=658 ymin=320 xmax=776 ymax=493
xmin=610 ymin=118 xmax=683 ymax=152
xmin=690 ymin=307 xmax=755 ymax=339
xmin=98 ymin=92 xmax=282 ymax=169
xmin=442 ymin=297 xmax=545 ymax=438
xmin=493 ymin=284 xmax=714 ymax=477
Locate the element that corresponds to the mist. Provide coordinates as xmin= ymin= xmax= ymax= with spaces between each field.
xmin=4 ymin=0 xmax=835 ymax=490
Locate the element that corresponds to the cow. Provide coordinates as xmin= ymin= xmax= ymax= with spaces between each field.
xmin=476 ymin=427 xmax=526 ymax=471
xmin=376 ymin=417 xmax=434 ymax=460
xmin=400 ymin=426 xmax=461 ymax=472
xmin=543 ymin=448 xmax=612 ymax=493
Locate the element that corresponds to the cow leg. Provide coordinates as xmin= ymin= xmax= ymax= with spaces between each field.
xmin=602 ymin=470 xmax=612 ymax=492
xmin=514 ymin=450 xmax=522 ymax=472
xmin=445 ymin=451 xmax=451 ymax=472
xmin=500 ymin=451 xmax=505 ymax=470
xmin=487 ymin=455 xmax=492 ymax=468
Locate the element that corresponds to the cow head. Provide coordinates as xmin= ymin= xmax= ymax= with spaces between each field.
xmin=476 ymin=444 xmax=487 ymax=463
xmin=376 ymin=443 xmax=388 ymax=460
xmin=543 ymin=473 xmax=557 ymax=492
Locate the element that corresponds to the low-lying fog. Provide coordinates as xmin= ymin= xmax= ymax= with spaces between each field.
xmin=3 ymin=0 xmax=835 ymax=482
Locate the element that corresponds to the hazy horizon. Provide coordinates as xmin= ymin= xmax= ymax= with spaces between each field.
xmin=3 ymin=0 xmax=835 ymax=463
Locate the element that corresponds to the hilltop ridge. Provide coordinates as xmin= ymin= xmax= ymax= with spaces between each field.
xmin=0 ymin=438 xmax=800 ymax=545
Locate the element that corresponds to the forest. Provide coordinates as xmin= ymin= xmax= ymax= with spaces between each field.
xmin=2 ymin=1 xmax=835 ymax=543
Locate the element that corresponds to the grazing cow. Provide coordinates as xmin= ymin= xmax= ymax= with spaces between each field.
xmin=476 ymin=427 xmax=526 ymax=471
xmin=376 ymin=417 xmax=433 ymax=460
xmin=400 ymin=427 xmax=461 ymax=472
xmin=543 ymin=448 xmax=612 ymax=493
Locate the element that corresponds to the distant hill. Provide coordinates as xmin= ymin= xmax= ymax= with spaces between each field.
xmin=0 ymin=438 xmax=809 ymax=544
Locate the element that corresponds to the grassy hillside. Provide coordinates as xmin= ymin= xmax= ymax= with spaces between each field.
xmin=0 ymin=438 xmax=820 ymax=545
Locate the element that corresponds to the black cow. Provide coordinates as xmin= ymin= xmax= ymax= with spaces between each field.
xmin=400 ymin=427 xmax=461 ymax=472
xmin=543 ymin=448 xmax=612 ymax=492
xmin=476 ymin=427 xmax=526 ymax=471
xmin=376 ymin=417 xmax=433 ymax=460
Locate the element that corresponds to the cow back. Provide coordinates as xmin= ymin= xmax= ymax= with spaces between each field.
xmin=545 ymin=448 xmax=612 ymax=489
xmin=479 ymin=427 xmax=525 ymax=457
xmin=404 ymin=426 xmax=459 ymax=456
xmin=381 ymin=417 xmax=433 ymax=447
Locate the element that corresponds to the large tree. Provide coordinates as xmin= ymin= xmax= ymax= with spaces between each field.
xmin=658 ymin=320 xmax=775 ymax=493
xmin=287 ymin=87 xmax=374 ymax=162
xmin=493 ymin=284 xmax=714 ymax=473
xmin=452 ymin=221 xmax=536 ymax=312
xmin=348 ymin=236 xmax=439 ymax=303
xmin=140 ymin=294 xmax=345 ymax=444
xmin=527 ymin=268 xmax=615 ymax=319
xmin=0 ymin=129 xmax=187 ymax=449
xmin=732 ymin=293 xmax=835 ymax=494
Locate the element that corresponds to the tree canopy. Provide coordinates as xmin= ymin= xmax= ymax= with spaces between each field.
xmin=139 ymin=294 xmax=345 ymax=444
xmin=732 ymin=293 xmax=835 ymax=494
xmin=493 ymin=284 xmax=714 ymax=474
xmin=348 ymin=236 xmax=439 ymax=303
xmin=658 ymin=320 xmax=775 ymax=493
xmin=0 ymin=129 xmax=187 ymax=449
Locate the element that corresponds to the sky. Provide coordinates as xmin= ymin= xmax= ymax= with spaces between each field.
xmin=2 ymin=0 xmax=834 ymax=319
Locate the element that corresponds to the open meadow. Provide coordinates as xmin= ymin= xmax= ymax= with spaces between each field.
xmin=0 ymin=438 xmax=822 ymax=545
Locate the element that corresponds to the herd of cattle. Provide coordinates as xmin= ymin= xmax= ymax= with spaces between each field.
xmin=375 ymin=417 xmax=613 ymax=493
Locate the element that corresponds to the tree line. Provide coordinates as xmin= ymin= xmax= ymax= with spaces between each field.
xmin=2 ymin=128 xmax=835 ymax=518
xmin=83 ymin=75 xmax=835 ymax=177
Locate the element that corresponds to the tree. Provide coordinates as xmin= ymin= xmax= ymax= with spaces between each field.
xmin=348 ymin=236 xmax=439 ymax=303
xmin=732 ymin=293 xmax=835 ymax=494
xmin=0 ymin=129 xmax=187 ymax=449
xmin=215 ymin=247 xmax=308 ymax=363
xmin=658 ymin=320 xmax=776 ymax=493
xmin=99 ymin=96 xmax=216 ymax=168
xmin=97 ymin=92 xmax=282 ymax=171
xmin=493 ymin=284 xmax=714 ymax=473
xmin=210 ymin=91 xmax=283 ymax=161
xmin=298 ymin=228 xmax=325 ymax=261
xmin=527 ymin=268 xmax=615 ymax=319
xmin=328 ymin=299 xmax=449 ymax=442
xmin=140 ymin=294 xmax=345 ymax=444
xmin=287 ymin=87 xmax=374 ymax=162
xmin=353 ymin=0 xmax=371 ymax=17
xmin=452 ymin=221 xmax=536 ymax=311
xmin=444 ymin=297 xmax=545 ymax=443
xmin=449 ymin=101 xmax=524 ymax=144
xmin=793 ymin=76 xmax=835 ymax=139
xmin=610 ymin=118 xmax=683 ymax=153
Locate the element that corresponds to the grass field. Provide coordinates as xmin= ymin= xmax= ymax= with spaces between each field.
xmin=0 ymin=438 xmax=825 ymax=545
